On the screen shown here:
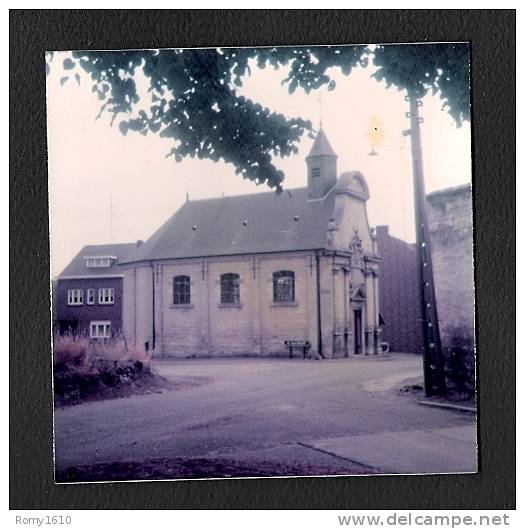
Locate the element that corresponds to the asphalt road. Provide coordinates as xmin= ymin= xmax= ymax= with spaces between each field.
xmin=53 ymin=354 xmax=476 ymax=479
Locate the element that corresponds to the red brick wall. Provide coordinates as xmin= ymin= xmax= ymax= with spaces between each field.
xmin=54 ymin=277 xmax=124 ymax=337
xmin=376 ymin=226 xmax=423 ymax=354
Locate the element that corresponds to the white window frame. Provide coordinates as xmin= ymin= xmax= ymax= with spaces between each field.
xmin=86 ymin=288 xmax=95 ymax=305
xmin=98 ymin=287 xmax=115 ymax=305
xmin=89 ymin=320 xmax=112 ymax=339
xmin=85 ymin=256 xmax=114 ymax=268
xmin=67 ymin=289 xmax=83 ymax=306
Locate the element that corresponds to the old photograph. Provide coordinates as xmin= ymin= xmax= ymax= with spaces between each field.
xmin=47 ymin=43 xmax=477 ymax=482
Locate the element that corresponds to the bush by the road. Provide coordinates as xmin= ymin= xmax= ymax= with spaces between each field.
xmin=444 ymin=328 xmax=476 ymax=398
xmin=53 ymin=335 xmax=161 ymax=406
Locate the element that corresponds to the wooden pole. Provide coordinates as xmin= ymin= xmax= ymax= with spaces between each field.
xmin=407 ymin=93 xmax=447 ymax=396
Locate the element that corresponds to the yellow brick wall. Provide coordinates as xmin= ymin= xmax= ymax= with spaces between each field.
xmin=157 ymin=261 xmax=209 ymax=355
xmin=258 ymin=254 xmax=316 ymax=355
xmin=125 ymin=253 xmax=324 ymax=357
xmin=122 ymin=264 xmax=154 ymax=351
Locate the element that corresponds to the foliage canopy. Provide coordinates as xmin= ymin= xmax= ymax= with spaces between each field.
xmin=51 ymin=44 xmax=470 ymax=190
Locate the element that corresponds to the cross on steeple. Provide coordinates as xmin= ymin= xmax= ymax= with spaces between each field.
xmin=315 ymin=91 xmax=324 ymax=128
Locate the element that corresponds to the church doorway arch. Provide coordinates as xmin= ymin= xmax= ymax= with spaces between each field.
xmin=350 ymin=285 xmax=367 ymax=355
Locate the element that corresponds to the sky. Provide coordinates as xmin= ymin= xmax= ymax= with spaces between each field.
xmin=47 ymin=47 xmax=472 ymax=277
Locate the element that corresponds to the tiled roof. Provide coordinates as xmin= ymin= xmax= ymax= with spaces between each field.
xmin=121 ymin=187 xmax=336 ymax=264
xmin=58 ymin=243 xmax=138 ymax=278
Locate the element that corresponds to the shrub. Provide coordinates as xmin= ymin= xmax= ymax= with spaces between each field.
xmin=53 ymin=334 xmax=90 ymax=373
xmin=89 ymin=337 xmax=151 ymax=365
xmin=53 ymin=334 xmax=151 ymax=370
xmin=443 ymin=328 xmax=476 ymax=398
xmin=53 ymin=334 xmax=154 ymax=403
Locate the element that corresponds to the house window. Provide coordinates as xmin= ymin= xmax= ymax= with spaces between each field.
xmin=220 ymin=273 xmax=240 ymax=304
xmin=67 ymin=289 xmax=83 ymax=305
xmin=87 ymin=288 xmax=95 ymax=305
xmin=173 ymin=275 xmax=191 ymax=305
xmin=98 ymin=287 xmax=115 ymax=305
xmin=89 ymin=320 xmax=111 ymax=339
xmin=85 ymin=256 xmax=113 ymax=268
xmin=273 ymin=271 xmax=295 ymax=303
xmin=311 ymin=167 xmax=321 ymax=177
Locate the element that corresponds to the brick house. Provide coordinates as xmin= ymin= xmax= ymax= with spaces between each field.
xmin=375 ymin=225 xmax=423 ymax=354
xmin=120 ymin=129 xmax=382 ymax=358
xmin=54 ymin=243 xmax=138 ymax=339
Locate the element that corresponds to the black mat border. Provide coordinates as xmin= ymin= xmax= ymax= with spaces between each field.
xmin=10 ymin=9 xmax=515 ymax=509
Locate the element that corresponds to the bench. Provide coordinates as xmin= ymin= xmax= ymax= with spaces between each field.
xmin=284 ymin=340 xmax=311 ymax=359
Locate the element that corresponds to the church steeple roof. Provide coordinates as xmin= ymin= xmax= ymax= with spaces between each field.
xmin=306 ymin=127 xmax=337 ymax=159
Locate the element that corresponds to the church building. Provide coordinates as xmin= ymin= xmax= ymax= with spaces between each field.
xmin=120 ymin=129 xmax=382 ymax=358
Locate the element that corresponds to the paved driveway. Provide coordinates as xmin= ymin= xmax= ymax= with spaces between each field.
xmin=53 ymin=354 xmax=477 ymax=479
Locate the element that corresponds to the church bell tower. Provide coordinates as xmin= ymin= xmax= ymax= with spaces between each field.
xmin=306 ymin=127 xmax=338 ymax=199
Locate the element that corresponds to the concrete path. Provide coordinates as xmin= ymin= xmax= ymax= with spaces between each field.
xmin=53 ymin=354 xmax=477 ymax=477
xmin=308 ymin=423 xmax=477 ymax=474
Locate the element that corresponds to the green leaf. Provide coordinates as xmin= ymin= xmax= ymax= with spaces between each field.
xmin=119 ymin=121 xmax=129 ymax=136
xmin=63 ymin=58 xmax=75 ymax=70
xmin=58 ymin=45 xmax=469 ymax=190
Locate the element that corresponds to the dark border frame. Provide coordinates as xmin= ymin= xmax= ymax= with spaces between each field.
xmin=10 ymin=9 xmax=515 ymax=509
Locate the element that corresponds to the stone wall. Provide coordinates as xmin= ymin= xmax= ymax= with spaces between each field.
xmin=427 ymin=184 xmax=475 ymax=351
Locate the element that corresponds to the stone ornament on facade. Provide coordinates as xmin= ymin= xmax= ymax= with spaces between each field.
xmin=349 ymin=227 xmax=365 ymax=269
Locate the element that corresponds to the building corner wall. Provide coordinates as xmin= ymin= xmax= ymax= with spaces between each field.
xmin=376 ymin=226 xmax=423 ymax=354
xmin=427 ymin=186 xmax=475 ymax=352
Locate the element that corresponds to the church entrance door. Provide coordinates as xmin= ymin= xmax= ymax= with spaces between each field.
xmin=354 ymin=309 xmax=363 ymax=355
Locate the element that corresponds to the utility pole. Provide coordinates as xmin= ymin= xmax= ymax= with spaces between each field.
xmin=405 ymin=92 xmax=447 ymax=396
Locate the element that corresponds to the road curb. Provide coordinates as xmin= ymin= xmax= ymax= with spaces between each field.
xmin=417 ymin=399 xmax=476 ymax=413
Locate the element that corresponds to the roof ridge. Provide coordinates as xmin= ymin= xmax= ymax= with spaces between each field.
xmin=82 ymin=242 xmax=138 ymax=248
xmin=185 ymin=186 xmax=308 ymax=204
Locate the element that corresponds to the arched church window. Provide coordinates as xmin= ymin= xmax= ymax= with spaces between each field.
xmin=220 ymin=273 xmax=240 ymax=304
xmin=173 ymin=275 xmax=191 ymax=305
xmin=273 ymin=270 xmax=295 ymax=303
